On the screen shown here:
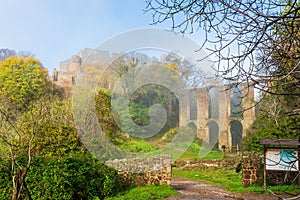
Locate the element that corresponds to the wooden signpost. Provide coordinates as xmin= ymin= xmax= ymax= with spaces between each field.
xmin=259 ymin=138 xmax=300 ymax=190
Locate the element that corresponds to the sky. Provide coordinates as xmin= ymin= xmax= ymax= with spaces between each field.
xmin=0 ymin=0 xmax=167 ymax=73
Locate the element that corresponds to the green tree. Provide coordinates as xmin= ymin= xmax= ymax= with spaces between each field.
xmin=0 ymin=56 xmax=49 ymax=109
xmin=0 ymin=96 xmax=48 ymax=200
xmin=0 ymin=94 xmax=86 ymax=199
xmin=242 ymin=94 xmax=300 ymax=152
xmin=30 ymin=96 xmax=83 ymax=157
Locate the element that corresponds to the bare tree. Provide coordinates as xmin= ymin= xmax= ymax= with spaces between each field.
xmin=0 ymin=49 xmax=16 ymax=62
xmin=145 ymin=0 xmax=300 ymax=97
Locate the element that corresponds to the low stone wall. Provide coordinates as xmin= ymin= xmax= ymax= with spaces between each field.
xmin=267 ymin=171 xmax=299 ymax=185
xmin=242 ymin=152 xmax=263 ymax=187
xmin=105 ymin=155 xmax=172 ymax=186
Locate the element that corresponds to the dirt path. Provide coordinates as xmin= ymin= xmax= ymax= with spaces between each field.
xmin=165 ymin=178 xmax=295 ymax=200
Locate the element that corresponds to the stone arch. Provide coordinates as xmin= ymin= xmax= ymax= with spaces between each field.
xmin=208 ymin=87 xmax=219 ymax=119
xmin=208 ymin=120 xmax=219 ymax=148
xmin=230 ymin=120 xmax=243 ymax=147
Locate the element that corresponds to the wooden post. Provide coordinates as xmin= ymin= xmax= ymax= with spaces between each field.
xmin=263 ymin=145 xmax=267 ymax=190
xmin=298 ymin=137 xmax=300 ymax=186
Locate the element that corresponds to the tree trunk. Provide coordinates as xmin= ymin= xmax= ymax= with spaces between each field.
xmin=12 ymin=167 xmax=28 ymax=200
xmin=23 ymin=181 xmax=32 ymax=200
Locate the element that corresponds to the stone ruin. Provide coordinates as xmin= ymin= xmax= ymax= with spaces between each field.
xmin=105 ymin=155 xmax=172 ymax=186
xmin=51 ymin=48 xmax=118 ymax=88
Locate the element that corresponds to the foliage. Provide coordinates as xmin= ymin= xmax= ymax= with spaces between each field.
xmin=102 ymin=53 xmax=184 ymax=138
xmin=0 ymin=93 xmax=83 ymax=198
xmin=31 ymin=96 xmax=83 ymax=157
xmin=118 ymin=139 xmax=158 ymax=153
xmin=105 ymin=184 xmax=178 ymax=200
xmin=0 ymin=153 xmax=126 ymax=200
xmin=0 ymin=95 xmax=46 ymax=199
xmin=0 ymin=158 xmax=11 ymax=200
xmin=0 ymin=55 xmax=59 ymax=198
xmin=28 ymin=153 xmax=125 ymax=199
xmin=94 ymin=88 xmax=127 ymax=145
xmin=242 ymin=95 xmax=300 ymax=152
xmin=0 ymin=95 xmax=83 ymax=158
xmin=0 ymin=56 xmax=49 ymax=109
xmin=129 ymin=83 xmax=179 ymax=136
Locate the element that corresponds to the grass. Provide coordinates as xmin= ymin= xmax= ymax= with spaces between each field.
xmin=173 ymin=169 xmax=300 ymax=195
xmin=105 ymin=185 xmax=179 ymax=200
xmin=178 ymin=140 xmax=225 ymax=161
xmin=118 ymin=139 xmax=159 ymax=153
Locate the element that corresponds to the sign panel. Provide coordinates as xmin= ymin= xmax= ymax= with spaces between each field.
xmin=266 ymin=149 xmax=299 ymax=171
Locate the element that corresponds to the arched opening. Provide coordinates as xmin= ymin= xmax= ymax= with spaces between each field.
xmin=208 ymin=87 xmax=219 ymax=119
xmin=209 ymin=120 xmax=219 ymax=148
xmin=230 ymin=120 xmax=243 ymax=146
xmin=230 ymin=84 xmax=243 ymax=118
xmin=189 ymin=90 xmax=197 ymax=120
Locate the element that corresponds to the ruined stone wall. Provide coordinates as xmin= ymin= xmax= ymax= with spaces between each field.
xmin=105 ymin=155 xmax=172 ymax=186
xmin=242 ymin=152 xmax=263 ymax=187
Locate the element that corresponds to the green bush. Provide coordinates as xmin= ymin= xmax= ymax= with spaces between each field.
xmin=0 ymin=158 xmax=11 ymax=200
xmin=26 ymin=153 xmax=126 ymax=200
xmin=0 ymin=153 xmax=127 ymax=200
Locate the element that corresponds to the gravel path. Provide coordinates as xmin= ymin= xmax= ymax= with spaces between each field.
xmin=165 ymin=178 xmax=295 ymax=200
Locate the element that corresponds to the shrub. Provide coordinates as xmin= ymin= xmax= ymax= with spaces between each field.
xmin=0 ymin=153 xmax=127 ymax=200
xmin=0 ymin=158 xmax=11 ymax=200
xmin=26 ymin=153 xmax=126 ymax=199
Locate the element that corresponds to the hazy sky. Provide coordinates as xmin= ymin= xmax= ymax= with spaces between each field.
xmin=0 ymin=0 xmax=164 ymax=72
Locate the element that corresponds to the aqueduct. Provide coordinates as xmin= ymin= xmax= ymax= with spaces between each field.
xmin=180 ymin=83 xmax=256 ymax=150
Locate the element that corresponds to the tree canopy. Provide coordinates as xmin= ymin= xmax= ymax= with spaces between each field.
xmin=0 ymin=56 xmax=49 ymax=109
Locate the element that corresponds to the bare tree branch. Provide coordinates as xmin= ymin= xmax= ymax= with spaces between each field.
xmin=145 ymin=0 xmax=300 ymax=98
